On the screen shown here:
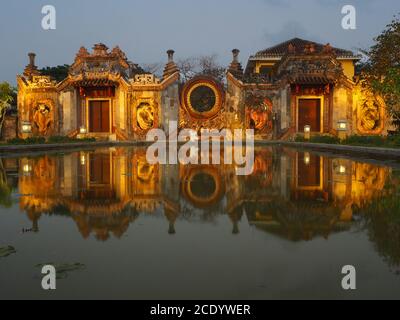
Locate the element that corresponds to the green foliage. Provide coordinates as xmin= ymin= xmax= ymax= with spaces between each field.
xmin=0 ymin=82 xmax=17 ymax=137
xmin=6 ymin=136 xmax=96 ymax=145
xmin=0 ymin=159 xmax=12 ymax=208
xmin=294 ymin=134 xmax=306 ymax=142
xmin=361 ymin=14 xmax=400 ymax=127
xmin=39 ymin=64 xmax=70 ymax=82
xmin=7 ymin=137 xmax=46 ymax=145
xmin=343 ymin=135 xmax=385 ymax=146
xmin=354 ymin=174 xmax=400 ymax=268
xmin=294 ymin=134 xmax=340 ymax=144
xmin=309 ymin=135 xmax=340 ymax=144
xmin=47 ymin=136 xmax=96 ymax=143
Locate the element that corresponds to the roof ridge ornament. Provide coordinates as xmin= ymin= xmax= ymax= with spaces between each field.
xmin=163 ymin=49 xmax=179 ymax=80
xmin=23 ymin=52 xmax=40 ymax=79
xmin=228 ymin=49 xmax=244 ymax=79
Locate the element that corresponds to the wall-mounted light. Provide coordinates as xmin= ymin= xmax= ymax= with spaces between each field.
xmin=21 ymin=122 xmax=32 ymax=133
xmin=79 ymin=126 xmax=87 ymax=134
xmin=339 ymin=165 xmax=346 ymax=174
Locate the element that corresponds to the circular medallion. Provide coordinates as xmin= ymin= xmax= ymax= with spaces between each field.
xmin=181 ymin=77 xmax=224 ymax=119
xmin=182 ymin=166 xmax=224 ymax=208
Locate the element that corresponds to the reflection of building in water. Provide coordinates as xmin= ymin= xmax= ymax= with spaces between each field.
xmin=244 ymin=148 xmax=390 ymax=240
xmin=14 ymin=147 xmax=390 ymax=241
xmin=17 ymin=148 xmax=179 ymax=240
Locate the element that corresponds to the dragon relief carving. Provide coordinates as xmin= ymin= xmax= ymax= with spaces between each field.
xmin=357 ymin=88 xmax=385 ymax=134
xmin=31 ymin=100 xmax=55 ymax=136
xmin=133 ymin=100 xmax=158 ymax=137
xmin=245 ymin=90 xmax=273 ymax=134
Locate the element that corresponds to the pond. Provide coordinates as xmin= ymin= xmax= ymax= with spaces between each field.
xmin=0 ymin=146 xmax=400 ymax=299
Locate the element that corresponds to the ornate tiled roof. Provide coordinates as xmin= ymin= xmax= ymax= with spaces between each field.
xmin=251 ymin=38 xmax=357 ymax=59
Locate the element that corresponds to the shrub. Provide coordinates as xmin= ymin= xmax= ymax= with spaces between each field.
xmin=294 ymin=135 xmax=306 ymax=142
xmin=309 ymin=135 xmax=340 ymax=144
xmin=6 ymin=136 xmax=95 ymax=145
xmin=343 ymin=135 xmax=385 ymax=146
xmin=6 ymin=137 xmax=45 ymax=144
xmin=47 ymin=136 xmax=96 ymax=143
xmin=386 ymin=135 xmax=400 ymax=147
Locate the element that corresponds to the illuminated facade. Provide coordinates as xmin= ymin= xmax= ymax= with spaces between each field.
xmin=16 ymin=38 xmax=389 ymax=140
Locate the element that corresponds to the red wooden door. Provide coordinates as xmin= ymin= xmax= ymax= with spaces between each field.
xmin=89 ymin=100 xmax=110 ymax=132
xmin=298 ymin=99 xmax=321 ymax=132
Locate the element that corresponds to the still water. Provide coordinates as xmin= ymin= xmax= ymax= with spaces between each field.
xmin=0 ymin=146 xmax=400 ymax=299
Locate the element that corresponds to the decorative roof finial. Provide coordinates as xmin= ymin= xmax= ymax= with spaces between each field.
xmin=163 ymin=49 xmax=179 ymax=79
xmin=28 ymin=53 xmax=36 ymax=67
xmin=232 ymin=49 xmax=240 ymax=63
xmin=23 ymin=52 xmax=40 ymax=79
xmin=167 ymin=49 xmax=175 ymax=63
xmin=228 ymin=48 xmax=243 ymax=79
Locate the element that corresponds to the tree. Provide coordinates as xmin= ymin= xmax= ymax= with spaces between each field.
xmin=176 ymin=55 xmax=226 ymax=83
xmin=39 ymin=64 xmax=70 ymax=82
xmin=361 ymin=14 xmax=400 ymax=129
xmin=141 ymin=62 xmax=163 ymax=78
xmin=176 ymin=57 xmax=197 ymax=82
xmin=0 ymin=82 xmax=16 ymax=137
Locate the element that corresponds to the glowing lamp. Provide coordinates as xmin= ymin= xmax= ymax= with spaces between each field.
xmin=23 ymin=164 xmax=32 ymax=174
xmin=80 ymin=152 xmax=86 ymax=166
xmin=79 ymin=126 xmax=87 ymax=134
xmin=339 ymin=165 xmax=346 ymax=174
xmin=21 ymin=122 xmax=32 ymax=133
xmin=304 ymin=152 xmax=311 ymax=165
xmin=304 ymin=125 xmax=311 ymax=140
xmin=337 ymin=120 xmax=347 ymax=131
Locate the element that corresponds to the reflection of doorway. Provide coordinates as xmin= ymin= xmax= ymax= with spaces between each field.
xmin=296 ymin=152 xmax=322 ymax=189
xmin=297 ymin=98 xmax=321 ymax=132
xmin=89 ymin=100 xmax=110 ymax=133
xmin=85 ymin=153 xmax=115 ymax=199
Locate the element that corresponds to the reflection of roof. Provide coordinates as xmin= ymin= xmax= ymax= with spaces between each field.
xmin=252 ymin=38 xmax=356 ymax=59
xmin=244 ymin=199 xmax=350 ymax=241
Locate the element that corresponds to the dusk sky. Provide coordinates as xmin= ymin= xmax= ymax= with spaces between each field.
xmin=0 ymin=0 xmax=398 ymax=84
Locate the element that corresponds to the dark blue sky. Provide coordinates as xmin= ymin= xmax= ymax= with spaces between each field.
xmin=0 ymin=0 xmax=398 ymax=84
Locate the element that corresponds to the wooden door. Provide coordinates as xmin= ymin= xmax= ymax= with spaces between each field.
xmin=89 ymin=100 xmax=110 ymax=133
xmin=298 ymin=99 xmax=321 ymax=132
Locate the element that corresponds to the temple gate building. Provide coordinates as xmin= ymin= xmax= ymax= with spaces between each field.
xmin=16 ymin=38 xmax=389 ymax=140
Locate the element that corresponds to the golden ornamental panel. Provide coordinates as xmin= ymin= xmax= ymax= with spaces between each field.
xmin=132 ymin=99 xmax=159 ymax=137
